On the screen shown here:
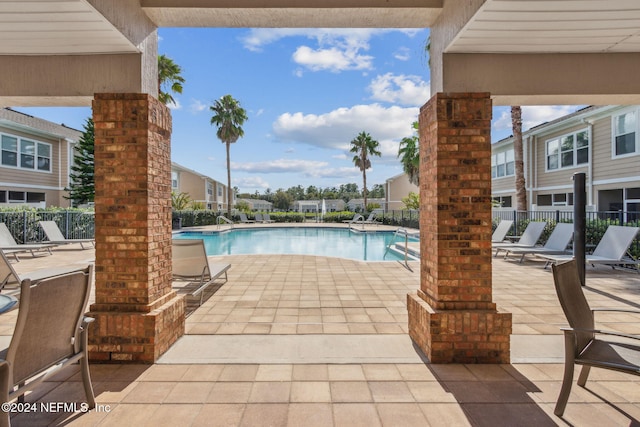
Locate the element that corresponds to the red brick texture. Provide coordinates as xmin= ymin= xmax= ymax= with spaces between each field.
xmin=407 ymin=93 xmax=512 ymax=363
xmin=88 ymin=93 xmax=185 ymax=363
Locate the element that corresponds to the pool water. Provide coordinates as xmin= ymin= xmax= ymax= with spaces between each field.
xmin=174 ymin=227 xmax=418 ymax=262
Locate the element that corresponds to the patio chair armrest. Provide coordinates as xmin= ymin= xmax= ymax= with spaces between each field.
xmin=561 ymin=327 xmax=640 ymax=342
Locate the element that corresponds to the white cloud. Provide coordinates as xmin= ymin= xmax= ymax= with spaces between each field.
xmin=231 ymin=158 xmax=358 ymax=179
xmin=493 ymin=105 xmax=583 ymax=134
xmin=332 ymin=153 xmax=348 ymax=160
xmin=234 ymin=176 xmax=270 ymax=191
xmin=292 ymin=45 xmax=373 ymax=73
xmin=255 ymin=108 xmax=265 ymax=117
xmin=189 ymin=99 xmax=208 ymax=114
xmin=167 ymin=99 xmax=182 ymax=110
xmin=394 ymin=47 xmax=411 ymax=61
xmin=273 ymin=103 xmax=418 ymax=151
xmin=368 ymin=73 xmax=430 ymax=107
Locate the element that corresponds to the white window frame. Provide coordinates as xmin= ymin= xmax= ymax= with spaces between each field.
xmin=491 ymin=149 xmax=515 ymax=179
xmin=545 ymin=128 xmax=589 ymax=172
xmin=171 ymin=171 xmax=179 ymax=189
xmin=0 ymin=132 xmax=52 ymax=173
xmin=612 ymin=108 xmax=639 ymax=159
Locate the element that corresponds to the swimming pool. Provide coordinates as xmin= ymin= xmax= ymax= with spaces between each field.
xmin=174 ymin=227 xmax=418 ymax=262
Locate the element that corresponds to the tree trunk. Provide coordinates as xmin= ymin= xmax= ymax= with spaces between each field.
xmin=363 ymin=170 xmax=368 ymax=212
xmin=512 ymin=106 xmax=527 ymax=211
xmin=226 ymin=141 xmax=232 ymax=218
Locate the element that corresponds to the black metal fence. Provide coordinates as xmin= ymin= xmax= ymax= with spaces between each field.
xmin=492 ymin=209 xmax=640 ymax=258
xmin=0 ymin=210 xmax=94 ymax=244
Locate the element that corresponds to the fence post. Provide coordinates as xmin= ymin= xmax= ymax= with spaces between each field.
xmin=555 ymin=210 xmax=560 ymax=223
xmin=22 ymin=210 xmax=27 ymax=244
xmin=573 ymin=173 xmax=586 ymax=286
xmin=512 ymin=210 xmax=518 ymax=235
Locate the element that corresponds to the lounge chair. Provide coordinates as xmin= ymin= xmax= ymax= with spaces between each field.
xmin=502 ymin=223 xmax=574 ymax=263
xmin=0 ymin=223 xmax=56 ymax=261
xmin=493 ymin=221 xmax=547 ymax=257
xmin=262 ymin=213 xmax=276 ymax=223
xmin=491 ymin=219 xmax=514 ymax=243
xmin=172 ymin=239 xmax=231 ymax=305
xmin=537 ymin=225 xmax=640 ymax=270
xmin=238 ymin=213 xmax=255 ymax=223
xmin=38 ymin=221 xmax=95 ymax=249
xmin=254 ymin=213 xmax=264 ymax=223
xmin=0 ymin=251 xmax=87 ymax=295
xmin=0 ymin=265 xmax=96 ymax=426
xmin=363 ymin=212 xmax=381 ymax=225
xmin=551 ymin=259 xmax=640 ymax=416
xmin=342 ymin=214 xmax=364 ymax=224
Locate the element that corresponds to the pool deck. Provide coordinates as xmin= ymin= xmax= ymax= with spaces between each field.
xmin=2 ymin=223 xmax=640 ymax=426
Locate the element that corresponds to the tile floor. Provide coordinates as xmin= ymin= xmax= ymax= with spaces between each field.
xmin=1 ymin=232 xmax=640 ymax=426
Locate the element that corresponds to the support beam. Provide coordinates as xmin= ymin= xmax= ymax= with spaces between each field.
xmin=441 ymin=53 xmax=640 ymax=106
xmin=0 ymin=55 xmax=144 ymax=107
xmin=407 ymin=92 xmax=512 ymax=364
xmin=141 ymin=0 xmax=442 ymax=27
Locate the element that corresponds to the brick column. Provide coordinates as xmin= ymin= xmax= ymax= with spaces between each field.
xmin=88 ymin=93 xmax=185 ymax=363
xmin=407 ymin=93 xmax=512 ymax=363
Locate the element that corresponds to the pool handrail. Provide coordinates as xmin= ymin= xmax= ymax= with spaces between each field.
xmin=217 ymin=215 xmax=234 ymax=230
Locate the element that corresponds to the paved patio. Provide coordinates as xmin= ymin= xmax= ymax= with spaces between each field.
xmin=1 ymin=234 xmax=640 ymax=426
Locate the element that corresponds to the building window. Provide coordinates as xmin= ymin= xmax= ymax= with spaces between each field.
xmin=1 ymin=134 xmax=51 ymax=172
xmin=613 ymin=110 xmax=637 ymax=157
xmin=546 ymin=129 xmax=589 ymax=171
xmin=491 ymin=149 xmax=514 ymax=178
xmin=217 ymin=186 xmax=222 ymax=197
xmin=537 ymin=193 xmax=573 ymax=207
xmin=493 ymin=196 xmax=512 ymax=208
xmin=171 ymin=172 xmax=179 ymax=189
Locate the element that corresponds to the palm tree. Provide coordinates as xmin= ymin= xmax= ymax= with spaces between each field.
xmin=349 ymin=131 xmax=381 ymax=211
xmin=398 ymin=121 xmax=419 ymax=186
xmin=158 ymin=54 xmax=185 ymax=105
xmin=210 ymin=95 xmax=248 ymax=217
xmin=511 ymin=106 xmax=527 ymax=211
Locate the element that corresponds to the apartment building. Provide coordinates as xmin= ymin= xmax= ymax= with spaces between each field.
xmin=492 ymin=105 xmax=640 ymax=218
xmin=385 ymin=172 xmax=419 ymax=211
xmin=171 ymin=162 xmax=230 ymax=211
xmin=0 ymin=108 xmax=82 ymax=208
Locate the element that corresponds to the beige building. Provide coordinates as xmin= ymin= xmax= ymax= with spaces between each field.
xmin=237 ymin=198 xmax=273 ymax=211
xmin=0 ymin=108 xmax=81 ymax=208
xmin=171 ymin=162 xmax=230 ymax=211
xmin=492 ymin=105 xmax=640 ymax=218
xmin=385 ymin=173 xmax=419 ymax=211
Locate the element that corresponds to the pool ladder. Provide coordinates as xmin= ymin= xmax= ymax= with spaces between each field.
xmin=217 ymin=215 xmax=234 ymax=231
xmin=384 ymin=227 xmax=419 ymax=270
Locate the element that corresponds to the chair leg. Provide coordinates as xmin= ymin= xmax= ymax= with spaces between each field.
xmin=577 ymin=365 xmax=591 ymax=387
xmin=555 ymin=333 xmax=576 ymax=417
xmin=0 ymin=361 xmax=10 ymax=427
xmin=79 ymin=328 xmax=96 ymax=409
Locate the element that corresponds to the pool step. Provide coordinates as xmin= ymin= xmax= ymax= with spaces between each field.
xmin=393 ymin=242 xmax=420 ymax=258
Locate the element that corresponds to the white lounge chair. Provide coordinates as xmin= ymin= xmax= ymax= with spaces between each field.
xmin=262 ymin=213 xmax=276 ymax=223
xmin=0 ymin=251 xmax=87 ymax=295
xmin=363 ymin=212 xmax=381 ymax=225
xmin=493 ymin=221 xmax=547 ymax=257
xmin=238 ymin=213 xmax=255 ymax=224
xmin=0 ymin=223 xmax=56 ymax=261
xmin=38 ymin=221 xmax=95 ymax=249
xmin=0 ymin=265 xmax=96 ymax=425
xmin=502 ymin=222 xmax=574 ymax=263
xmin=254 ymin=213 xmax=264 ymax=223
xmin=172 ymin=239 xmax=231 ymax=305
xmin=537 ymin=225 xmax=640 ymax=270
xmin=342 ymin=214 xmax=364 ymax=224
xmin=492 ymin=220 xmax=514 ymax=243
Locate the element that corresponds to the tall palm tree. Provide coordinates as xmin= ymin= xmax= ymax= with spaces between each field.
xmin=349 ymin=131 xmax=381 ymax=211
xmin=398 ymin=121 xmax=419 ymax=186
xmin=158 ymin=54 xmax=185 ymax=105
xmin=210 ymin=95 xmax=248 ymax=217
xmin=512 ymin=106 xmax=527 ymax=211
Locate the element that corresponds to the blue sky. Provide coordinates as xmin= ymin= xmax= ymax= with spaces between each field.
xmin=14 ymin=28 xmax=582 ymax=194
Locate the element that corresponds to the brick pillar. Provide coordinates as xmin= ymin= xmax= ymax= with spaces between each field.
xmin=88 ymin=93 xmax=185 ymax=363
xmin=407 ymin=93 xmax=512 ymax=363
